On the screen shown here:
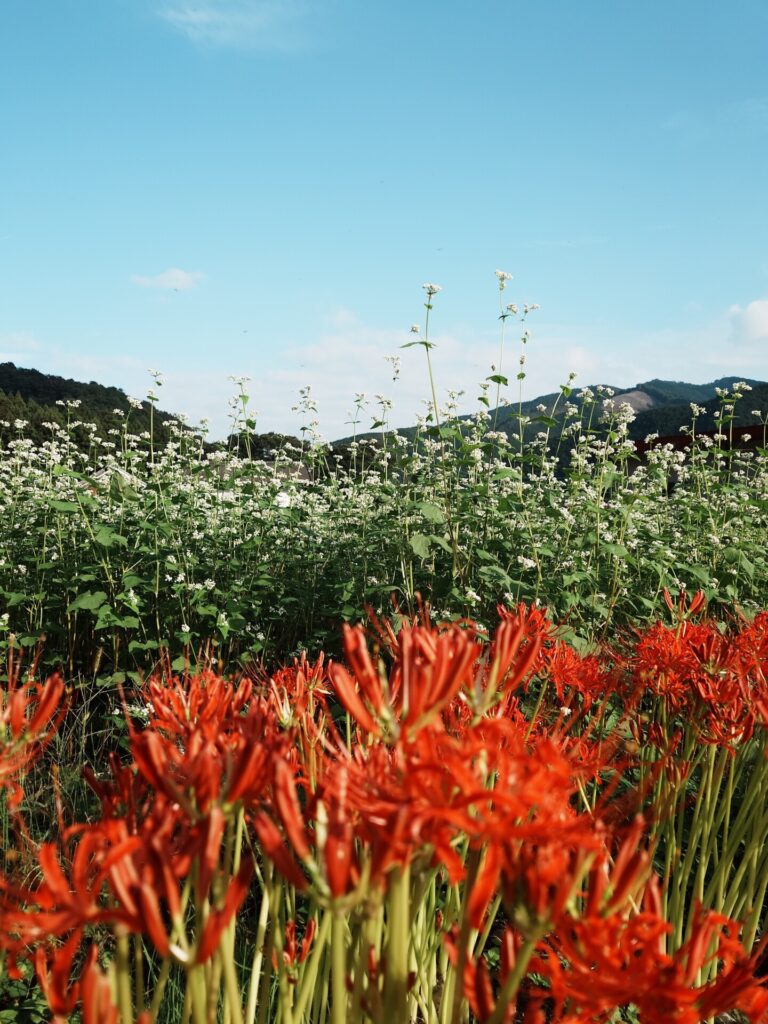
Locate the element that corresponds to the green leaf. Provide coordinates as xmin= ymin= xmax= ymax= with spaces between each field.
xmin=680 ymin=563 xmax=712 ymax=585
xmin=69 ymin=590 xmax=109 ymax=612
xmin=486 ymin=374 xmax=509 ymax=386
xmin=428 ymin=534 xmax=453 ymax=554
xmin=740 ymin=553 xmax=755 ymax=579
xmin=94 ymin=526 xmax=128 ymax=548
xmin=600 ymin=542 xmax=630 ymax=559
xmin=128 ymin=639 xmax=159 ymax=652
xmin=437 ymin=425 xmax=462 ymax=441
xmin=48 ymin=499 xmax=79 ymax=512
xmin=171 ymin=655 xmax=188 ymax=672
xmin=409 ymin=534 xmax=431 ymax=558
xmin=109 ymin=474 xmax=139 ymax=502
xmin=415 ymin=501 xmax=445 ymax=524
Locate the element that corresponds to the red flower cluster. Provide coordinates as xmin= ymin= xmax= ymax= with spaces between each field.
xmin=1 ymin=600 xmax=767 ymax=1023
xmin=631 ymin=599 xmax=768 ymax=745
xmin=0 ymin=663 xmax=65 ymax=807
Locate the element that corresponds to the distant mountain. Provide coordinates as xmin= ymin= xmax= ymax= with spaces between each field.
xmin=2 ymin=362 xmax=766 ymax=459
xmin=492 ymin=376 xmax=768 ymax=443
xmin=0 ymin=363 xmax=302 ymax=457
xmin=337 ymin=376 xmax=768 ymax=446
xmin=0 ymin=362 xmax=183 ymax=448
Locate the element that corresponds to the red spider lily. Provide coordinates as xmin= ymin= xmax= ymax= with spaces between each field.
xmin=194 ymin=859 xmax=253 ymax=963
xmin=88 ymin=951 xmax=155 ymax=1024
xmin=263 ymin=652 xmax=330 ymax=725
xmin=541 ymin=640 xmax=619 ymax=708
xmin=320 ymin=766 xmax=358 ymax=899
xmin=2 ymin=773 xmax=245 ymax=965
xmin=0 ymin=671 xmax=66 ymax=805
xmin=130 ymin=681 xmax=284 ymax=815
xmin=265 ymin=759 xmax=362 ymax=899
xmin=32 ymin=939 xmax=154 ymax=1024
xmin=453 ymin=901 xmax=768 ymax=1024
xmin=252 ymin=810 xmax=309 ymax=891
xmin=632 ymin=619 xmax=718 ymax=712
xmin=663 ymin=586 xmax=707 ymax=624
xmin=485 ymin=602 xmax=553 ymax=699
xmin=83 ymin=752 xmax=155 ymax=834
xmin=444 ymin=925 xmax=523 ymax=1024
xmin=33 ymin=932 xmax=82 ymax=1019
xmin=1 ymin=820 xmax=146 ymax=945
xmin=583 ymin=816 xmax=651 ymax=916
xmin=80 ymin=946 xmax=119 ymax=1024
xmin=329 ymin=619 xmax=482 ymax=740
xmin=329 ymin=604 xmax=553 ymax=742
xmin=275 ymin=916 xmax=317 ymax=974
xmin=142 ymin=669 xmax=252 ymax=741
xmin=540 ymin=905 xmax=768 ymax=1024
xmin=631 ymin=614 xmax=768 ymax=746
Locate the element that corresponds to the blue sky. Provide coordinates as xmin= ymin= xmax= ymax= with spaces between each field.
xmin=2 ymin=0 xmax=768 ymax=439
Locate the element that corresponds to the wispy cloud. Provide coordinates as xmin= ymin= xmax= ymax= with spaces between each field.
xmin=729 ymin=298 xmax=768 ymax=343
xmin=157 ymin=0 xmax=319 ymax=50
xmin=131 ymin=267 xmax=205 ymax=291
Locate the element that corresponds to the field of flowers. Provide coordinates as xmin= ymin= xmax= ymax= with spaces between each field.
xmin=2 ymin=285 xmax=768 ymax=1022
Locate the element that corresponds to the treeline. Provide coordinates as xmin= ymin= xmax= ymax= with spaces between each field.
xmin=0 ymin=363 xmax=309 ymax=458
xmin=0 ymin=362 xmax=180 ymax=449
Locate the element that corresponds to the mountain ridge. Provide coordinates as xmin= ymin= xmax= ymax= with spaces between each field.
xmin=1 ymin=362 xmax=766 ymax=452
xmin=337 ymin=376 xmax=768 ymax=445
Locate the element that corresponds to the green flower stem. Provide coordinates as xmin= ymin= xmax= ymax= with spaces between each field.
xmin=148 ymin=958 xmax=172 ymax=1022
xmin=667 ymin=743 xmax=709 ymax=947
xmin=702 ymin=759 xmax=767 ymax=908
xmin=294 ymin=911 xmax=331 ymax=1022
xmin=383 ymin=863 xmax=412 ymax=1023
xmin=472 ymin=893 xmax=502 ymax=958
xmin=485 ymin=934 xmax=541 ymax=1024
xmin=314 ymin=932 xmax=332 ymax=1024
xmin=744 ymin=856 xmax=768 ymax=950
xmin=331 ymin=911 xmax=348 ymax=1024
xmin=115 ymin=931 xmax=134 ymax=1024
xmin=187 ymin=964 xmax=209 ymax=1024
xmin=245 ymin=866 xmax=273 ymax=1024
xmin=255 ymin=896 xmax=276 ymax=1024
xmin=219 ymin=944 xmax=245 ymax=1024
xmin=133 ymin=933 xmax=146 ymax=1018
xmin=444 ymin=849 xmax=480 ymax=1024
xmin=270 ymin=888 xmax=295 ymax=1024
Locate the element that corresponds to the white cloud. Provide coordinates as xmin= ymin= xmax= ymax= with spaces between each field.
xmin=157 ymin=0 xmax=318 ymax=50
xmin=131 ymin=268 xmax=205 ymax=291
xmin=247 ymin=309 xmax=603 ymax=441
xmin=9 ymin=299 xmax=767 ymax=446
xmin=729 ymin=299 xmax=768 ymax=343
